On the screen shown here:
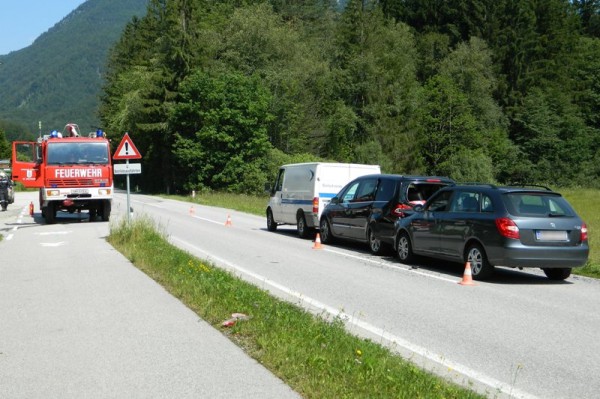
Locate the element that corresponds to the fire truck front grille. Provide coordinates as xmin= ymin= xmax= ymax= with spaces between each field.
xmin=48 ymin=179 xmax=93 ymax=187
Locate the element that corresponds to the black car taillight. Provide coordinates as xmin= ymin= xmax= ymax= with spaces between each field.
xmin=495 ymin=217 xmax=520 ymax=239
xmin=393 ymin=203 xmax=412 ymax=218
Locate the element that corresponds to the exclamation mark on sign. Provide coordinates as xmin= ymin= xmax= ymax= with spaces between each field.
xmin=125 ymin=142 xmax=129 ymax=155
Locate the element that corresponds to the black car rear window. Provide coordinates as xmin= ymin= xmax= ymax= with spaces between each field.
xmin=502 ymin=193 xmax=576 ymax=217
xmin=405 ymin=182 xmax=450 ymax=205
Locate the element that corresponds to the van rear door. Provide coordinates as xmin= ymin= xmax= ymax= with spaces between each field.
xmin=270 ymin=168 xmax=285 ymax=222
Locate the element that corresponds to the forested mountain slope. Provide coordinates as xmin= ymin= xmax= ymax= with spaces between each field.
xmin=0 ymin=0 xmax=148 ymax=137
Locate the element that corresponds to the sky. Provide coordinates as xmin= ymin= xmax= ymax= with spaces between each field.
xmin=0 ymin=0 xmax=87 ymax=55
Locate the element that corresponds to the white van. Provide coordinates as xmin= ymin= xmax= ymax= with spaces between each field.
xmin=266 ymin=162 xmax=381 ymax=238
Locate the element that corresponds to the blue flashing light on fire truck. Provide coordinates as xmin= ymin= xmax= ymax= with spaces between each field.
xmin=11 ymin=124 xmax=113 ymax=224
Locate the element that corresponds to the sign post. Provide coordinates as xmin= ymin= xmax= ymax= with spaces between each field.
xmin=113 ymin=133 xmax=142 ymax=223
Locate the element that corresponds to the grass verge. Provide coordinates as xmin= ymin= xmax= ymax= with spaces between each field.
xmin=561 ymin=189 xmax=600 ymax=278
xmin=108 ymin=216 xmax=485 ymax=399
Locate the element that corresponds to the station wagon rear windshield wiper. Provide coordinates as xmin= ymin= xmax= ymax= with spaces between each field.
xmin=548 ymin=212 xmax=566 ymax=217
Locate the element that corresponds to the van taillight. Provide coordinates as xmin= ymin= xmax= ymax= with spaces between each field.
xmin=393 ymin=203 xmax=412 ymax=218
xmin=313 ymin=197 xmax=319 ymax=214
xmin=581 ymin=223 xmax=588 ymax=242
xmin=495 ymin=217 xmax=520 ymax=239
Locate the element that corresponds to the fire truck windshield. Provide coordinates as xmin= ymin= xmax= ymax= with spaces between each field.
xmin=47 ymin=142 xmax=109 ymax=165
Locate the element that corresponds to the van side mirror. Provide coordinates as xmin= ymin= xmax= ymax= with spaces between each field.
xmin=264 ymin=182 xmax=272 ymax=193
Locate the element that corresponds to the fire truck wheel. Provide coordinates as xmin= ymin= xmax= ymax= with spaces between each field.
xmin=46 ymin=203 xmax=57 ymax=224
xmin=101 ymin=201 xmax=111 ymax=222
xmin=89 ymin=208 xmax=97 ymax=221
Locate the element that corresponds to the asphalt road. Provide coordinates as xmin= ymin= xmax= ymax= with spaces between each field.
xmin=0 ymin=191 xmax=301 ymax=399
xmin=3 ymin=191 xmax=600 ymax=399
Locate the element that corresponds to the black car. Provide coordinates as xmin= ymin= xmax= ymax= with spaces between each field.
xmin=319 ymin=174 xmax=454 ymax=254
xmin=394 ymin=184 xmax=589 ymax=280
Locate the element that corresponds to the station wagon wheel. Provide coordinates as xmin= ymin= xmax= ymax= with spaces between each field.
xmin=368 ymin=228 xmax=385 ymax=255
xmin=297 ymin=212 xmax=310 ymax=239
xmin=266 ymin=209 xmax=277 ymax=232
xmin=466 ymin=244 xmax=494 ymax=280
xmin=396 ymin=232 xmax=415 ymax=264
xmin=542 ymin=268 xmax=572 ymax=281
xmin=319 ymin=218 xmax=334 ymax=244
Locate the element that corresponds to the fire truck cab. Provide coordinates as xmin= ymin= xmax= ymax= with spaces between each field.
xmin=11 ymin=128 xmax=113 ymax=224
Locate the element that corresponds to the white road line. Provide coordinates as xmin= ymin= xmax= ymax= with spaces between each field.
xmin=190 ymin=215 xmax=223 ymax=225
xmin=172 ymin=235 xmax=538 ymax=399
xmin=2 ymin=205 xmax=29 ymax=241
xmin=40 ymin=242 xmax=66 ymax=247
xmin=323 ymin=247 xmax=459 ymax=284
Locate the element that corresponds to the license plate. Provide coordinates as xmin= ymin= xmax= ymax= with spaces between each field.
xmin=536 ymin=230 xmax=568 ymax=241
xmin=71 ymin=188 xmax=89 ymax=194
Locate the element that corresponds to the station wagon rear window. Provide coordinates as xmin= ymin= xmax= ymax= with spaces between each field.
xmin=503 ymin=193 xmax=575 ymax=217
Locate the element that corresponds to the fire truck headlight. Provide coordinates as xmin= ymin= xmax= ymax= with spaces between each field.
xmin=99 ymin=189 xmax=111 ymax=196
xmin=46 ymin=190 xmax=60 ymax=197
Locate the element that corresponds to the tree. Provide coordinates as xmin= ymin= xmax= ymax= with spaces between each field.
xmin=171 ymin=70 xmax=274 ymax=194
xmin=330 ymin=0 xmax=422 ymax=171
xmin=417 ymin=75 xmax=481 ymax=179
xmin=438 ymin=37 xmax=515 ymax=179
xmin=573 ymin=0 xmax=600 ymax=37
xmin=0 ymin=129 xmax=10 ymax=160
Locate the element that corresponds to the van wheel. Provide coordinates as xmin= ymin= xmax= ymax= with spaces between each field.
xmin=297 ymin=212 xmax=310 ymax=239
xmin=266 ymin=209 xmax=277 ymax=232
xmin=542 ymin=268 xmax=571 ymax=280
xmin=466 ymin=244 xmax=494 ymax=280
xmin=319 ymin=218 xmax=334 ymax=244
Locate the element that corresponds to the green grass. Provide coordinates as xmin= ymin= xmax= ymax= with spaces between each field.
xmin=108 ymin=217 xmax=485 ymax=399
xmin=560 ymin=189 xmax=600 ymax=278
xmin=165 ymin=188 xmax=600 ymax=279
xmin=165 ymin=192 xmax=268 ymax=217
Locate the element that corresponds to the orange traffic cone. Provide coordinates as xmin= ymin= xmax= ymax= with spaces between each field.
xmin=458 ymin=262 xmax=477 ymax=286
xmin=225 ymin=214 xmax=232 ymax=227
xmin=189 ymin=205 xmax=195 ymax=216
xmin=312 ymin=232 xmax=323 ymax=249
xmin=29 ymin=201 xmax=34 ymax=216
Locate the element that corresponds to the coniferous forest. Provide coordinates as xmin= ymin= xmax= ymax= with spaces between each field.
xmin=98 ymin=0 xmax=600 ymax=194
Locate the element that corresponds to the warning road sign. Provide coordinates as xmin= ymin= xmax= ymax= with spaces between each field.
xmin=113 ymin=133 xmax=142 ymax=160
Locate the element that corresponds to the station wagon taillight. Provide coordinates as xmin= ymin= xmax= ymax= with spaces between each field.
xmin=581 ymin=223 xmax=588 ymax=242
xmin=313 ymin=197 xmax=319 ymax=214
xmin=495 ymin=217 xmax=520 ymax=239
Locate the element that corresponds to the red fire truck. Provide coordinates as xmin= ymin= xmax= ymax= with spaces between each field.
xmin=11 ymin=124 xmax=113 ymax=223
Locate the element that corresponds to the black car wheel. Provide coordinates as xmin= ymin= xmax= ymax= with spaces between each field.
xmin=297 ymin=212 xmax=310 ymax=239
xmin=368 ymin=228 xmax=386 ymax=255
xmin=466 ymin=244 xmax=494 ymax=280
xmin=319 ymin=218 xmax=334 ymax=244
xmin=396 ymin=232 xmax=415 ymax=263
xmin=266 ymin=209 xmax=277 ymax=232
xmin=542 ymin=268 xmax=572 ymax=281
